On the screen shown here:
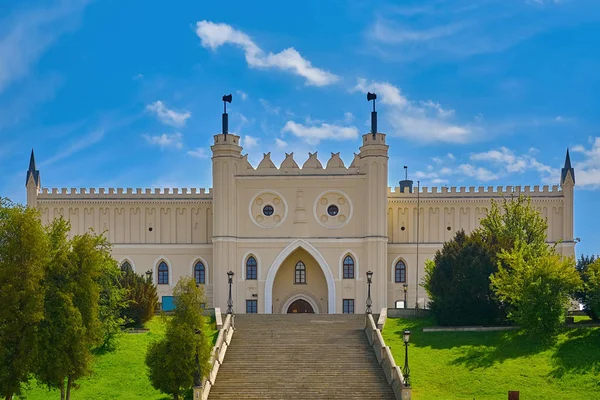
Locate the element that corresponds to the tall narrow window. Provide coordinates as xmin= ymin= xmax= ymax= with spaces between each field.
xmin=295 ymin=261 xmax=306 ymax=284
xmin=158 ymin=261 xmax=169 ymax=285
xmin=246 ymin=256 xmax=257 ymax=280
xmin=246 ymin=300 xmax=258 ymax=314
xmin=343 ymin=299 xmax=355 ymax=314
xmin=194 ymin=261 xmax=205 ymax=284
xmin=120 ymin=261 xmax=132 ymax=273
xmin=395 ymin=260 xmax=407 ymax=283
xmin=343 ymin=255 xmax=355 ymax=279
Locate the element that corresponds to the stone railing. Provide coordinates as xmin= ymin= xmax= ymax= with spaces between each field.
xmin=365 ymin=311 xmax=412 ymax=400
xmin=193 ymin=310 xmax=234 ymax=400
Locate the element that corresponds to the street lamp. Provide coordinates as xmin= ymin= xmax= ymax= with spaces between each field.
xmin=366 ymin=270 xmax=373 ymax=314
xmin=403 ymin=283 xmax=408 ymax=309
xmin=227 ymin=270 xmax=234 ymax=315
xmin=403 ymin=329 xmax=411 ymax=387
xmin=145 ymin=269 xmax=152 ymax=283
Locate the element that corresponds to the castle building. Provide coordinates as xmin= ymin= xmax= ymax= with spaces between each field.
xmin=24 ymin=108 xmax=576 ymax=314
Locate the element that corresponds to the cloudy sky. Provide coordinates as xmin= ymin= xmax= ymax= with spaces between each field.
xmin=1 ymin=0 xmax=599 ymax=255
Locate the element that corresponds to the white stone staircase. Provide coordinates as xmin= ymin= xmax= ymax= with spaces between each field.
xmin=208 ymin=314 xmax=396 ymax=399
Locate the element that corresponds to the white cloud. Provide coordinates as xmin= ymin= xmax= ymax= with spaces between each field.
xmin=236 ymin=90 xmax=248 ymax=101
xmin=41 ymin=129 xmax=105 ymax=167
xmin=282 ymin=121 xmax=359 ymax=145
xmin=344 ymin=112 xmax=355 ymax=123
xmin=0 ymin=1 xmax=87 ymax=94
xmin=146 ymin=101 xmax=191 ymax=127
xmin=259 ymin=98 xmax=281 ymax=115
xmin=471 ymin=147 xmax=528 ymax=173
xmin=352 ymin=78 xmax=474 ymax=143
xmin=275 ymin=138 xmax=287 ymax=148
xmin=187 ymin=148 xmax=208 ymax=159
xmin=569 ymin=137 xmax=600 ymax=187
xmin=370 ymin=20 xmax=465 ymax=44
xmin=142 ymin=133 xmax=183 ymax=149
xmin=458 ymin=164 xmax=498 ymax=181
xmin=242 ymin=135 xmax=259 ymax=149
xmin=196 ymin=20 xmax=339 ymax=86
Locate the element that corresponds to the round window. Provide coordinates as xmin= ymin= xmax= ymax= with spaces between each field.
xmin=262 ymin=205 xmax=274 ymax=216
xmin=327 ymin=205 xmax=339 ymax=216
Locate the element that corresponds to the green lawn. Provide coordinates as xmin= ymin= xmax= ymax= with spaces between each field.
xmin=383 ymin=318 xmax=600 ymax=400
xmin=20 ymin=316 xmax=219 ymax=400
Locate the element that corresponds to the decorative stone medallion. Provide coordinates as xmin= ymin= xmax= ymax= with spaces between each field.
xmin=313 ymin=190 xmax=353 ymax=228
xmin=249 ymin=190 xmax=287 ymax=228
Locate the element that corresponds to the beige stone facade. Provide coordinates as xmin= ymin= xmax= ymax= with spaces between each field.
xmin=25 ymin=131 xmax=576 ymax=314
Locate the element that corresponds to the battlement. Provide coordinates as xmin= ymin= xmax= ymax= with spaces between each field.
xmin=37 ymin=187 xmax=213 ymax=199
xmin=387 ymin=185 xmax=563 ymax=198
xmin=238 ymin=151 xmax=362 ymax=176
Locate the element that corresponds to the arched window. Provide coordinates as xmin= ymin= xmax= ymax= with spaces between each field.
xmin=158 ymin=261 xmax=169 ymax=285
xmin=295 ymin=261 xmax=306 ymax=284
xmin=120 ymin=261 xmax=132 ymax=273
xmin=343 ymin=255 xmax=355 ymax=279
xmin=194 ymin=261 xmax=205 ymax=284
xmin=395 ymin=260 xmax=406 ymax=283
xmin=246 ymin=256 xmax=257 ymax=280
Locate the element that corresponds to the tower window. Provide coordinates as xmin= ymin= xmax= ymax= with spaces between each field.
xmin=263 ymin=205 xmax=274 ymax=216
xmin=194 ymin=261 xmax=205 ymax=284
xmin=343 ymin=255 xmax=355 ymax=279
xmin=246 ymin=256 xmax=257 ymax=280
xmin=327 ymin=205 xmax=339 ymax=216
xmin=295 ymin=261 xmax=306 ymax=284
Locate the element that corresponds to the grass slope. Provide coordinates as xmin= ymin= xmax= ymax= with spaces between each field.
xmin=383 ymin=318 xmax=600 ymax=400
xmin=21 ymin=316 xmax=218 ymax=400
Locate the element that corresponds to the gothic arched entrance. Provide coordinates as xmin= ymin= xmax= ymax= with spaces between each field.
xmin=287 ymin=299 xmax=314 ymax=313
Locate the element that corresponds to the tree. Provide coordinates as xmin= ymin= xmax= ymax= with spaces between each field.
xmin=119 ymin=269 xmax=158 ymax=327
xmin=146 ymin=277 xmax=211 ymax=400
xmin=423 ymin=230 xmax=506 ymax=326
xmin=0 ymin=199 xmax=48 ymax=400
xmin=580 ymin=258 xmax=600 ymax=320
xmin=491 ymin=243 xmax=581 ymax=339
xmin=574 ymin=254 xmax=599 ymax=320
xmin=95 ymin=236 xmax=126 ymax=351
xmin=36 ymin=219 xmax=121 ymax=400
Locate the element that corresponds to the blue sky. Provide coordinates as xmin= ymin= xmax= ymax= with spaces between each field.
xmin=1 ymin=0 xmax=599 ymax=255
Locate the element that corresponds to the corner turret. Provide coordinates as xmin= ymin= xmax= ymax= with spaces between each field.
xmin=26 ymin=149 xmax=40 ymax=207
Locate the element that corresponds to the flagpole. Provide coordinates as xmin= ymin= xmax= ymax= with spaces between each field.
xmin=415 ymin=180 xmax=420 ymax=314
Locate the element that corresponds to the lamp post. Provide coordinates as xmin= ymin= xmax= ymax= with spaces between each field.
xmin=403 ymin=329 xmax=411 ymax=387
xmin=403 ymin=283 xmax=408 ymax=309
xmin=227 ymin=270 xmax=234 ymax=315
xmin=145 ymin=269 xmax=152 ymax=283
xmin=366 ymin=270 xmax=373 ymax=314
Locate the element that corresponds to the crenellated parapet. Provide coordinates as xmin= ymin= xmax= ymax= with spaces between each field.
xmin=238 ymin=151 xmax=361 ymax=176
xmin=388 ymin=185 xmax=563 ymax=200
xmin=37 ymin=187 xmax=213 ymax=201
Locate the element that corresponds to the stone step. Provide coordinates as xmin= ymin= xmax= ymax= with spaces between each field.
xmin=208 ymin=314 xmax=395 ymax=400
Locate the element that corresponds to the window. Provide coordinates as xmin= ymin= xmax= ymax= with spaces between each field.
xmin=343 ymin=299 xmax=355 ymax=314
xmin=343 ymin=255 xmax=355 ymax=279
xmin=327 ymin=204 xmax=339 ymax=216
xmin=120 ymin=261 xmax=132 ymax=273
xmin=262 ymin=205 xmax=274 ymax=216
xmin=295 ymin=261 xmax=306 ymax=284
xmin=395 ymin=260 xmax=406 ymax=283
xmin=246 ymin=256 xmax=257 ymax=280
xmin=194 ymin=261 xmax=205 ymax=284
xmin=158 ymin=261 xmax=169 ymax=285
xmin=246 ymin=300 xmax=258 ymax=314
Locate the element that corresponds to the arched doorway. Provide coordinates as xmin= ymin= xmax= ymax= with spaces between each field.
xmin=287 ymin=299 xmax=314 ymax=313
xmin=265 ymin=240 xmax=336 ymax=314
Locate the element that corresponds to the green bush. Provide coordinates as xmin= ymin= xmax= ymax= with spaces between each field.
xmin=424 ymin=230 xmax=506 ymax=326
xmin=119 ymin=270 xmax=159 ymax=327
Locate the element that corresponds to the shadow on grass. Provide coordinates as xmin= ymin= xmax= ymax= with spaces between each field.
xmin=549 ymin=328 xmax=600 ymax=379
xmin=388 ymin=318 xmax=552 ymax=370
